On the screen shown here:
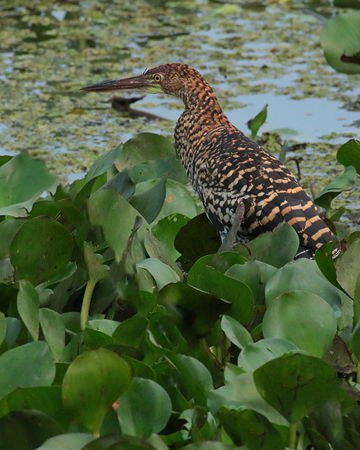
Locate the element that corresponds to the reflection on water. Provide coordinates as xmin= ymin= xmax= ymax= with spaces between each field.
xmin=0 ymin=0 xmax=359 ymax=186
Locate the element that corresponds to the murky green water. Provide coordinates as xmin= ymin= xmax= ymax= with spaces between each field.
xmin=0 ymin=0 xmax=359 ymax=201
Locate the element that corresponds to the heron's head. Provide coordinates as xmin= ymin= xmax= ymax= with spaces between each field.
xmin=81 ymin=63 xmax=200 ymax=99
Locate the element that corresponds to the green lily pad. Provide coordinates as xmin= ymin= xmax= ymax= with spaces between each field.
xmin=253 ymin=353 xmax=340 ymax=423
xmin=263 ymin=290 xmax=337 ymax=357
xmin=320 ymin=12 xmax=360 ymax=74
xmin=10 ymin=217 xmax=74 ymax=286
xmin=265 ymin=264 xmax=342 ymax=314
xmin=117 ymin=377 xmax=172 ymax=439
xmin=0 ymin=341 xmax=55 ymax=401
xmin=62 ymin=348 xmax=132 ymax=434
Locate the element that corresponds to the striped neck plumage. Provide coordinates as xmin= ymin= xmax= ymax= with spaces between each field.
xmin=179 ymin=78 xmax=231 ymax=128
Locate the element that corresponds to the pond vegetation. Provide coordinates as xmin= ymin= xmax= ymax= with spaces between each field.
xmin=0 ymin=0 xmax=360 ymax=449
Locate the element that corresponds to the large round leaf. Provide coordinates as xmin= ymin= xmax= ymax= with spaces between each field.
xmin=117 ymin=377 xmax=172 ymax=439
xmin=253 ymin=354 xmax=340 ymax=423
xmin=320 ymin=12 xmax=360 ymax=74
xmin=62 ymin=348 xmax=132 ymax=434
xmin=0 ymin=341 xmax=55 ymax=401
xmin=265 ymin=264 xmax=342 ymax=314
xmin=10 ymin=217 xmax=74 ymax=286
xmin=263 ymin=290 xmax=337 ymax=357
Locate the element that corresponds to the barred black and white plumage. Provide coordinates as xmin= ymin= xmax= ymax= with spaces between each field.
xmin=81 ymin=63 xmax=340 ymax=258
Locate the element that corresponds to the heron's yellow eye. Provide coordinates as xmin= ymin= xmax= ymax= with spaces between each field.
xmin=154 ymin=74 xmax=162 ymax=82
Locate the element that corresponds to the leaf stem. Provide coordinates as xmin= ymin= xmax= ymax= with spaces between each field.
xmin=289 ymin=422 xmax=297 ymax=449
xmin=200 ymin=338 xmax=222 ymax=368
xmin=81 ymin=280 xmax=96 ymax=331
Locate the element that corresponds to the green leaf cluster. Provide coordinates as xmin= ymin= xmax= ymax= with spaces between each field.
xmin=0 ymin=133 xmax=360 ymax=450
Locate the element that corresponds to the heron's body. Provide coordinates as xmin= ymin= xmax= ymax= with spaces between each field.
xmin=82 ymin=63 xmax=339 ymax=257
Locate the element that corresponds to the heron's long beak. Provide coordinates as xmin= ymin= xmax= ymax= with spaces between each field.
xmin=81 ymin=75 xmax=154 ymax=92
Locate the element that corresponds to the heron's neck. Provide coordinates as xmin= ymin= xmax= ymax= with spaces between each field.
xmin=181 ymin=79 xmax=230 ymax=128
xmin=174 ymin=78 xmax=235 ymax=178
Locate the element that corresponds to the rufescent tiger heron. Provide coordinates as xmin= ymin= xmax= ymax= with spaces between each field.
xmin=81 ymin=63 xmax=340 ymax=259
